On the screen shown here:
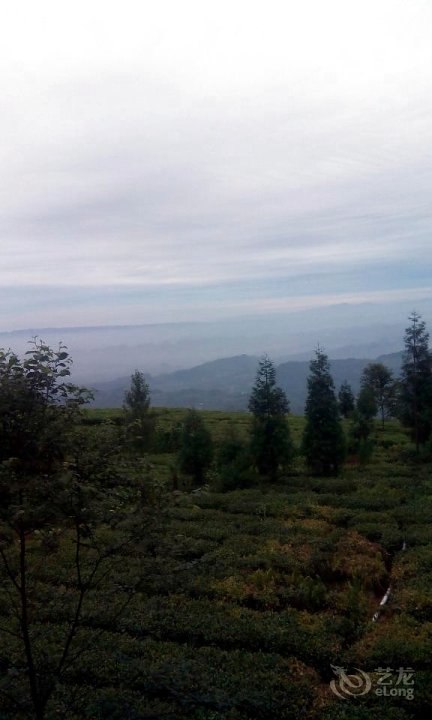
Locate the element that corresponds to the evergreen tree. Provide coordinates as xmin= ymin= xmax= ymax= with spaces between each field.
xmin=178 ymin=409 xmax=214 ymax=485
xmin=348 ymin=386 xmax=376 ymax=465
xmin=248 ymin=356 xmax=293 ymax=478
xmin=338 ymin=380 xmax=355 ymax=418
xmin=124 ymin=369 xmax=151 ymax=415
xmin=123 ymin=370 xmax=155 ymax=453
xmin=398 ymin=312 xmax=432 ymax=451
xmin=361 ymin=362 xmax=395 ymax=428
xmin=302 ymin=348 xmax=346 ymax=476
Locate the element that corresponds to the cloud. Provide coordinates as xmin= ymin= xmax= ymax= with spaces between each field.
xmin=0 ymin=0 xmax=432 ymax=328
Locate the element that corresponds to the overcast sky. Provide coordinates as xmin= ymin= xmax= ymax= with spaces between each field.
xmin=1 ymin=0 xmax=432 ymax=330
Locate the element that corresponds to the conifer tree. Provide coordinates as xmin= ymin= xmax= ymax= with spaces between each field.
xmin=302 ymin=348 xmax=345 ymax=475
xmin=399 ymin=312 xmax=432 ymax=451
xmin=338 ymin=380 xmax=355 ymax=419
xmin=248 ymin=356 xmax=293 ymax=478
xmin=123 ymin=370 xmax=155 ymax=453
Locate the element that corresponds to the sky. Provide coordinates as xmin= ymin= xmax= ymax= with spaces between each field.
xmin=1 ymin=0 xmax=432 ymax=331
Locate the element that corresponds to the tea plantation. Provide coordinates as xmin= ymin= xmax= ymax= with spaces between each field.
xmin=1 ymin=409 xmax=431 ymax=719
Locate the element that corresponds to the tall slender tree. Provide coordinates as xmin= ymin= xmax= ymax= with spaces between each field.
xmin=123 ymin=370 xmax=155 ymax=453
xmin=360 ymin=362 xmax=395 ymax=428
xmin=398 ymin=312 xmax=432 ymax=451
xmin=348 ymin=386 xmax=376 ymax=465
xmin=248 ymin=356 xmax=293 ymax=478
xmin=338 ymin=380 xmax=355 ymax=419
xmin=302 ymin=348 xmax=345 ymax=476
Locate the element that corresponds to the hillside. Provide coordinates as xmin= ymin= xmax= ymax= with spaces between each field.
xmin=90 ymin=351 xmax=403 ymax=412
xmin=8 ymin=408 xmax=430 ymax=719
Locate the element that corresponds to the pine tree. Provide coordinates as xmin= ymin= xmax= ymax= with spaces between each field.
xmin=124 ymin=370 xmax=151 ymax=415
xmin=302 ymin=348 xmax=346 ymax=476
xmin=338 ymin=380 xmax=355 ymax=418
xmin=123 ymin=370 xmax=155 ymax=453
xmin=248 ymin=355 xmax=293 ymax=478
xmin=399 ymin=312 xmax=432 ymax=451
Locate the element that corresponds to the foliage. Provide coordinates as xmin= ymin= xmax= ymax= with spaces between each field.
xmin=356 ymin=384 xmax=378 ymax=420
xmin=248 ymin=356 xmax=293 ymax=478
xmin=398 ymin=312 xmax=432 ymax=450
xmin=330 ymin=531 xmax=387 ymax=589
xmin=338 ymin=380 xmax=355 ymax=419
xmin=152 ymin=420 xmax=183 ymax=453
xmin=1 ymin=348 xmax=432 ymax=719
xmin=302 ymin=348 xmax=346 ymax=475
xmin=214 ymin=425 xmax=256 ymax=491
xmin=361 ymin=362 xmax=396 ymax=426
xmin=348 ymin=386 xmax=376 ymax=465
xmin=67 ymin=422 xmax=124 ymax=486
xmin=0 ymin=340 xmax=95 ymax=718
xmin=124 ymin=369 xmax=151 ymax=414
xmin=178 ymin=409 xmax=214 ymax=485
xmin=0 ymin=341 xmax=158 ymax=720
xmin=123 ymin=370 xmax=155 ymax=453
xmin=0 ymin=338 xmax=92 ymax=475
xmin=0 ymin=418 xmax=429 ymax=717
xmin=248 ymin=356 xmax=290 ymax=418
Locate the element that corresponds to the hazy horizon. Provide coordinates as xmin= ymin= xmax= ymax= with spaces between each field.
xmin=0 ymin=299 xmax=417 ymax=383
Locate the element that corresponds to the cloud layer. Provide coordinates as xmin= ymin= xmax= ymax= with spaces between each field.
xmin=1 ymin=0 xmax=432 ymax=329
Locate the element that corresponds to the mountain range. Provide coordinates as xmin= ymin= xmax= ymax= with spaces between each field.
xmin=89 ymin=351 xmax=403 ymax=413
xmin=0 ymin=304 xmax=412 ymax=384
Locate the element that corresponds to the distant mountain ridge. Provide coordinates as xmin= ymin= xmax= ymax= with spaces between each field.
xmin=0 ymin=311 xmax=411 ymax=382
xmin=90 ymin=351 xmax=403 ymax=413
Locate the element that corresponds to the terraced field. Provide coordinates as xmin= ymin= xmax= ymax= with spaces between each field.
xmin=1 ymin=412 xmax=431 ymax=719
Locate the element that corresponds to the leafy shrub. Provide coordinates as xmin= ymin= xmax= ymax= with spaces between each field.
xmin=152 ymin=421 xmax=183 ymax=452
xmin=330 ymin=532 xmax=388 ymax=590
xmin=347 ymin=616 xmax=432 ymax=668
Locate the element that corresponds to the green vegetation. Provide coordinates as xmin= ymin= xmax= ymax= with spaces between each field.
xmin=0 ymin=342 xmax=161 ymax=720
xmin=338 ymin=380 xmax=355 ymax=419
xmin=348 ymin=387 xmax=376 ymax=466
xmin=302 ymin=348 xmax=346 ymax=476
xmin=123 ymin=369 xmax=156 ymax=453
xmin=248 ymin=356 xmax=293 ymax=478
xmin=177 ymin=408 xmax=214 ymax=486
xmin=1 ymin=317 xmax=432 ymax=719
xmin=360 ymin=362 xmax=395 ymax=428
xmin=398 ymin=311 xmax=432 ymax=451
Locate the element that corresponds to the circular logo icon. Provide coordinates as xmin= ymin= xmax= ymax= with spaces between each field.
xmin=330 ymin=665 xmax=372 ymax=699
